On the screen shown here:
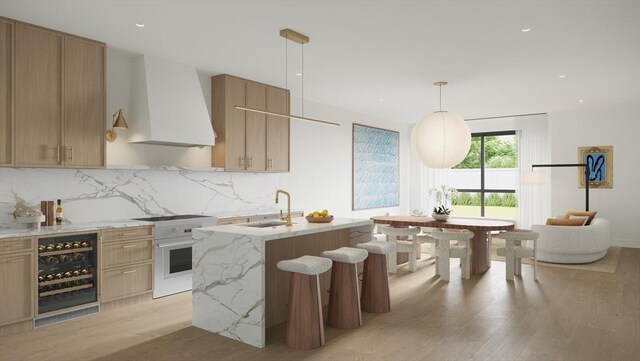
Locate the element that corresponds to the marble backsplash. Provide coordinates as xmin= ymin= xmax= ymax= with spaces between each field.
xmin=0 ymin=167 xmax=278 ymax=227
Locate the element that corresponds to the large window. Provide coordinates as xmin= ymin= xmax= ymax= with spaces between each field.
xmin=449 ymin=131 xmax=518 ymax=220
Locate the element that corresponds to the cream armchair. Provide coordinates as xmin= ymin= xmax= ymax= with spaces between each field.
xmin=531 ymin=218 xmax=611 ymax=264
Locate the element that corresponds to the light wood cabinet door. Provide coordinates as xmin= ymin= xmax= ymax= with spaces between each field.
xmin=15 ymin=23 xmax=63 ymax=167
xmin=0 ymin=20 xmax=13 ymax=166
xmin=63 ymin=36 xmax=105 ymax=168
xmin=101 ymin=263 xmax=152 ymax=302
xmin=0 ymin=253 xmax=33 ymax=326
xmin=245 ymin=82 xmax=267 ymax=171
xmin=266 ymin=87 xmax=290 ymax=172
xmin=224 ymin=76 xmax=246 ymax=171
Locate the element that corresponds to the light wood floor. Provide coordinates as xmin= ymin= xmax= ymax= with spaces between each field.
xmin=2 ymin=248 xmax=639 ymax=361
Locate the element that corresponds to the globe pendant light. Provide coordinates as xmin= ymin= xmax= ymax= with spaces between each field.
xmin=411 ymin=81 xmax=471 ymax=169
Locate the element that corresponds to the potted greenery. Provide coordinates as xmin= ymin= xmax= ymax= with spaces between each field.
xmin=432 ymin=205 xmax=452 ymax=221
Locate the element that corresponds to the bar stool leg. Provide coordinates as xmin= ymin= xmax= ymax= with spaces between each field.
xmin=327 ymin=262 xmax=362 ymax=329
xmin=286 ymin=273 xmax=325 ymax=349
xmin=360 ymin=253 xmax=391 ymax=313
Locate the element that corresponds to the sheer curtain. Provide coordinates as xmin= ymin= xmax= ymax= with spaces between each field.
xmin=414 ymin=114 xmax=551 ymax=227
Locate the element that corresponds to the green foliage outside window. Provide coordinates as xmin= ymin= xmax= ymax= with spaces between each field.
xmin=455 ymin=136 xmax=518 ymax=169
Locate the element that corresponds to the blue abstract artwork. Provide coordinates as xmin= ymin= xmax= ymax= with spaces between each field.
xmin=352 ymin=124 xmax=400 ymax=210
xmin=579 ymin=146 xmax=613 ymax=188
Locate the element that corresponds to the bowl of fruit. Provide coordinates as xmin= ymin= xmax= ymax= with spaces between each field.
xmin=306 ymin=209 xmax=334 ymax=223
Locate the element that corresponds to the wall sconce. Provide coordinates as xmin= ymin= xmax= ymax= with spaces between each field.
xmin=105 ymin=109 xmax=129 ymax=142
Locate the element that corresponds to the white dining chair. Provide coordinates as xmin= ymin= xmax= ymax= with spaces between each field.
xmin=496 ymin=229 xmax=540 ymax=281
xmin=378 ymin=225 xmax=422 ymax=273
xmin=431 ymin=229 xmax=474 ymax=281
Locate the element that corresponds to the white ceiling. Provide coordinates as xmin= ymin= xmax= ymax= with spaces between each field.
xmin=2 ymin=0 xmax=639 ymax=123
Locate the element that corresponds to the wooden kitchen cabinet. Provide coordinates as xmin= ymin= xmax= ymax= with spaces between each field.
xmin=266 ymin=87 xmax=290 ymax=172
xmin=4 ymin=17 xmax=105 ymax=168
xmin=211 ymin=74 xmax=290 ymax=172
xmin=14 ymin=23 xmax=64 ymax=167
xmin=100 ymin=226 xmax=154 ymax=303
xmin=63 ymin=36 xmax=106 ymax=168
xmin=0 ymin=19 xmax=13 ymax=166
xmin=0 ymin=237 xmax=34 ymax=327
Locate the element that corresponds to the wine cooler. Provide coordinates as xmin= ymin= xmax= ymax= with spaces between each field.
xmin=37 ymin=233 xmax=98 ymax=314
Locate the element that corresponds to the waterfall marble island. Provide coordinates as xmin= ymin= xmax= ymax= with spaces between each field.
xmin=192 ymin=217 xmax=373 ymax=348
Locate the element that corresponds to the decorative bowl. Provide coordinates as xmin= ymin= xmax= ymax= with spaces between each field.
xmin=306 ymin=215 xmax=334 ymax=223
xmin=431 ymin=213 xmax=450 ymax=221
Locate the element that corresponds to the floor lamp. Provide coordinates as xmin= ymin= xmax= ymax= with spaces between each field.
xmin=523 ymin=163 xmax=591 ymax=211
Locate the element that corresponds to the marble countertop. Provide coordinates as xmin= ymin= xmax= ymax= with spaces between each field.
xmin=0 ymin=220 xmax=154 ymax=240
xmin=193 ymin=217 xmax=372 ymax=242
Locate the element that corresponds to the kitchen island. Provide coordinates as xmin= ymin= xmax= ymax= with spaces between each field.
xmin=192 ymin=217 xmax=373 ymax=348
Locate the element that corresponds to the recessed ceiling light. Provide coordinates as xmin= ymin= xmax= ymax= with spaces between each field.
xmin=521 ymin=27 xmax=532 ymax=32
xmin=578 ymin=99 xmax=584 ymax=103
xmin=379 ymin=98 xmax=385 ymax=102
xmin=558 ymin=75 xmax=566 ymax=78
xmin=295 ymin=72 xmax=302 ymax=76
xmin=135 ymin=23 xmax=145 ymax=28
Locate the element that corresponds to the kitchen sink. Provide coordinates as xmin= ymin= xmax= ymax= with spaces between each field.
xmin=242 ymin=220 xmax=291 ymax=228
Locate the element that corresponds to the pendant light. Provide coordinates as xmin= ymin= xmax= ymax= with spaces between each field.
xmin=410 ymin=81 xmax=471 ymax=168
xmin=235 ymin=28 xmax=340 ymax=127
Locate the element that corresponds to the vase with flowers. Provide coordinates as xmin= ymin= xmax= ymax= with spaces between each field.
xmin=429 ymin=185 xmax=458 ymax=221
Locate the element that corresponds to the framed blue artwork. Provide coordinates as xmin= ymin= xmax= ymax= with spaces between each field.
xmin=579 ymin=146 xmax=613 ymax=188
xmin=352 ymin=124 xmax=400 ymax=210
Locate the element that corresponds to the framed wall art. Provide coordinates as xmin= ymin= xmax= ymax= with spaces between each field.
xmin=352 ymin=124 xmax=400 ymax=210
xmin=578 ymin=146 xmax=613 ymax=188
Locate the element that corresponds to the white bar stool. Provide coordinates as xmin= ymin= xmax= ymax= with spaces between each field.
xmin=277 ymin=255 xmax=333 ymax=349
xmin=321 ymin=247 xmax=368 ymax=329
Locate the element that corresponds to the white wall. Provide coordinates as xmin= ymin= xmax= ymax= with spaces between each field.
xmin=278 ymin=97 xmax=412 ymax=219
xmin=549 ymin=103 xmax=640 ymax=247
xmin=105 ymin=47 xmax=410 ymax=219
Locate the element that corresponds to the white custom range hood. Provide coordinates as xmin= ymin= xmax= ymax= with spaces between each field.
xmin=129 ymin=55 xmax=215 ymax=147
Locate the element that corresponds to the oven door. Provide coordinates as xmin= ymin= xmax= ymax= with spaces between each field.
xmin=154 ymin=237 xmax=194 ymax=299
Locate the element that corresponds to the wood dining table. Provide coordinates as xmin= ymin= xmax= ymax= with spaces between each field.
xmin=370 ymin=215 xmax=515 ymax=275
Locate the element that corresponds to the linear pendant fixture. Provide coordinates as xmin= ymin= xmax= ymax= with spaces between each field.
xmin=234 ymin=106 xmax=340 ymax=126
xmin=236 ymin=28 xmax=340 ymax=127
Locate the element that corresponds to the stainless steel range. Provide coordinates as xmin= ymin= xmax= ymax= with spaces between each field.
xmin=132 ymin=214 xmax=217 ymax=298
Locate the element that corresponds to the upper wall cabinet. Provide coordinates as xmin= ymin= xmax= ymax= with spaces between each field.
xmin=0 ymin=19 xmax=13 ymax=166
xmin=1 ymin=17 xmax=106 ymax=169
xmin=211 ymin=74 xmax=290 ymax=172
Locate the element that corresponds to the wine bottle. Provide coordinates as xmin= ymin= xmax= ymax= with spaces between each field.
xmin=55 ymin=199 xmax=64 ymax=225
xmin=72 ymin=241 xmax=81 ymax=248
xmin=39 ymin=258 xmax=46 ymax=267
xmin=38 ymin=245 xmax=46 ymax=252
xmin=73 ymin=253 xmax=87 ymax=262
xmin=46 ymin=256 xmax=60 ymax=266
xmin=80 ymin=241 xmax=89 ymax=248
xmin=55 ymin=243 xmax=64 ymax=250
xmin=80 ymin=268 xmax=89 ymax=275
xmin=64 ymin=242 xmax=73 ymax=249
xmin=45 ymin=244 xmax=55 ymax=251
xmin=45 ymin=274 xmax=54 ymax=281
xmin=64 ymin=271 xmax=72 ymax=278
xmin=59 ymin=254 xmax=73 ymax=264
xmin=38 ymin=276 xmax=45 ymax=283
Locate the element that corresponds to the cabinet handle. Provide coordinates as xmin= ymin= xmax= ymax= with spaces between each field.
xmin=46 ymin=146 xmax=61 ymax=163
xmin=121 ymin=232 xmax=138 ymax=236
xmin=122 ymin=270 xmax=137 ymax=275
xmin=1 ymin=258 xmax=23 ymax=264
xmin=122 ymin=244 xmax=138 ymax=248
xmin=65 ymin=146 xmax=74 ymax=161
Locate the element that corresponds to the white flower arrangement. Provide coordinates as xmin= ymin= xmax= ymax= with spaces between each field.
xmin=429 ymin=185 xmax=458 ymax=208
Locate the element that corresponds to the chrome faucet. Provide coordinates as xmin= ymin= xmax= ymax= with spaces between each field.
xmin=275 ymin=189 xmax=293 ymax=227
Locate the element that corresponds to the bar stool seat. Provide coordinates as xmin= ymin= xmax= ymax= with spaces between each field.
xmin=321 ymin=247 xmax=368 ymax=329
xmin=277 ymin=255 xmax=332 ymax=350
xmin=322 ymin=247 xmax=368 ymax=264
xmin=357 ymin=241 xmax=394 ymax=313
xmin=277 ymin=255 xmax=332 ymax=275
